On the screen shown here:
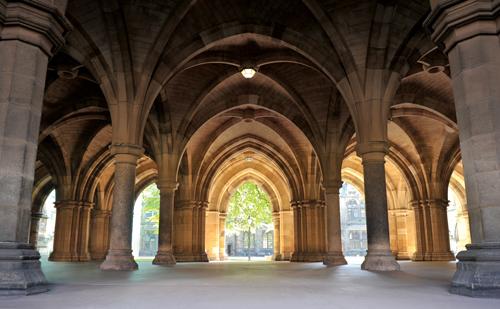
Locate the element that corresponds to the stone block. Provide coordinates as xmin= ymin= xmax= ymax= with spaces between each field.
xmin=0 ymin=206 xmax=20 ymax=242
xmin=9 ymin=73 xmax=35 ymax=107
xmin=12 ymin=42 xmax=39 ymax=77
xmin=0 ymin=139 xmax=28 ymax=175
xmin=3 ymin=103 xmax=30 ymax=142
xmin=0 ymin=173 xmax=22 ymax=208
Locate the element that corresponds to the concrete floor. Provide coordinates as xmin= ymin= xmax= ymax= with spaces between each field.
xmin=1 ymin=258 xmax=500 ymax=309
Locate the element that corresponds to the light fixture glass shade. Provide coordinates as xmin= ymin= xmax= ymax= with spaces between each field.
xmin=245 ymin=157 xmax=253 ymax=162
xmin=241 ymin=68 xmax=256 ymax=78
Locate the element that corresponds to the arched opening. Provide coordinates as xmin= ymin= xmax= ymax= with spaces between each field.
xmin=132 ymin=183 xmax=160 ymax=260
xmin=447 ymin=187 xmax=470 ymax=255
xmin=225 ymin=182 xmax=274 ymax=261
xmin=339 ymin=182 xmax=367 ymax=258
xmin=36 ymin=190 xmax=56 ymax=258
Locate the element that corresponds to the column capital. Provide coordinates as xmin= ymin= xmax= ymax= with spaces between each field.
xmin=301 ymin=200 xmax=324 ymax=208
xmin=290 ymin=201 xmax=301 ymax=210
xmin=0 ymin=0 xmax=72 ymax=57
xmin=355 ymin=141 xmax=391 ymax=163
xmin=30 ymin=211 xmax=43 ymax=219
xmin=322 ymin=180 xmax=343 ymax=194
xmin=219 ymin=212 xmax=228 ymax=220
xmin=424 ymin=0 xmax=500 ymax=54
xmin=109 ymin=143 xmax=144 ymax=164
xmin=389 ymin=209 xmax=409 ymax=217
xmin=272 ymin=212 xmax=280 ymax=220
xmin=157 ymin=180 xmax=178 ymax=194
xmin=92 ymin=209 xmax=110 ymax=218
xmin=425 ymin=199 xmax=449 ymax=209
xmin=81 ymin=201 xmax=94 ymax=210
xmin=54 ymin=200 xmax=78 ymax=210
xmin=409 ymin=200 xmax=421 ymax=209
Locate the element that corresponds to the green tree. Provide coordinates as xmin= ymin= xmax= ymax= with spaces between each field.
xmin=140 ymin=183 xmax=160 ymax=233
xmin=226 ymin=182 xmax=273 ymax=260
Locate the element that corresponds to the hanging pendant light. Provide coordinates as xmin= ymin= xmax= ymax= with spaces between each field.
xmin=241 ymin=67 xmax=256 ymax=78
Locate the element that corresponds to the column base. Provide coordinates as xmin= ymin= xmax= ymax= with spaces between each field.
xmin=290 ymin=252 xmax=326 ymax=262
xmin=48 ymin=251 xmax=73 ymax=262
xmin=0 ymin=243 xmax=48 ymax=296
xmin=219 ymin=253 xmax=228 ymax=261
xmin=411 ymin=251 xmax=455 ymax=261
xmin=396 ymin=251 xmax=412 ymax=260
xmin=323 ymin=252 xmax=347 ymax=266
xmin=430 ymin=251 xmax=456 ymax=261
xmin=451 ymin=243 xmax=500 ymax=298
xmin=100 ymin=250 xmax=138 ymax=270
xmin=174 ymin=252 xmax=209 ymax=262
xmin=271 ymin=253 xmax=282 ymax=261
xmin=361 ymin=249 xmax=400 ymax=271
xmin=77 ymin=252 xmax=92 ymax=262
xmin=411 ymin=251 xmax=432 ymax=261
xmin=90 ymin=252 xmax=107 ymax=260
xmin=153 ymin=251 xmax=177 ymax=265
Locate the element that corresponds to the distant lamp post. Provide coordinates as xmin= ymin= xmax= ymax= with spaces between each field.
xmin=241 ymin=67 xmax=256 ymax=79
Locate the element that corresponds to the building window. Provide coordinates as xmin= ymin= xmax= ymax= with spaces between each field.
xmin=263 ymin=232 xmax=273 ymax=249
xmin=244 ymin=232 xmax=255 ymax=249
xmin=361 ymin=232 xmax=367 ymax=249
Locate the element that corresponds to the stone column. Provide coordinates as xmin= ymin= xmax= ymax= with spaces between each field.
xmin=290 ymin=202 xmax=302 ymax=262
xmin=152 ymin=183 xmax=178 ymax=265
xmin=69 ymin=202 xmax=82 ymax=261
xmin=355 ymin=142 xmax=400 ymax=271
xmin=427 ymin=199 xmax=455 ymax=260
xmin=410 ymin=200 xmax=431 ymax=260
xmin=219 ymin=212 xmax=228 ymax=261
xmin=77 ymin=202 xmax=93 ymax=261
xmin=280 ymin=210 xmax=294 ymax=260
xmin=205 ymin=210 xmax=219 ymax=260
xmin=49 ymin=201 xmax=77 ymax=261
xmin=89 ymin=209 xmax=109 ymax=260
xmin=0 ymin=0 xmax=70 ymax=295
xmin=393 ymin=210 xmax=411 ymax=260
xmin=198 ymin=202 xmax=208 ymax=261
xmin=29 ymin=212 xmax=44 ymax=250
xmin=323 ymin=181 xmax=347 ymax=266
xmin=425 ymin=1 xmax=500 ymax=296
xmin=271 ymin=212 xmax=282 ymax=261
xmin=100 ymin=144 xmax=144 ymax=270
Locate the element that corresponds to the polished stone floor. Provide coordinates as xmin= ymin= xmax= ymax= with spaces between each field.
xmin=1 ymin=258 xmax=500 ymax=309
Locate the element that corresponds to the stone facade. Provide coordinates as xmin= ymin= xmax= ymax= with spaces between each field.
xmin=0 ymin=0 xmax=498 ymax=299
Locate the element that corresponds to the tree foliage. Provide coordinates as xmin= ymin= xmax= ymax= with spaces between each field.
xmin=226 ymin=182 xmax=273 ymax=236
xmin=140 ymin=183 xmax=160 ymax=232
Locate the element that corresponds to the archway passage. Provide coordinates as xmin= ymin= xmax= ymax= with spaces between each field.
xmin=339 ymin=183 xmax=367 ymax=257
xmin=225 ymin=182 xmax=274 ymax=261
xmin=132 ymin=183 xmax=160 ymax=259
